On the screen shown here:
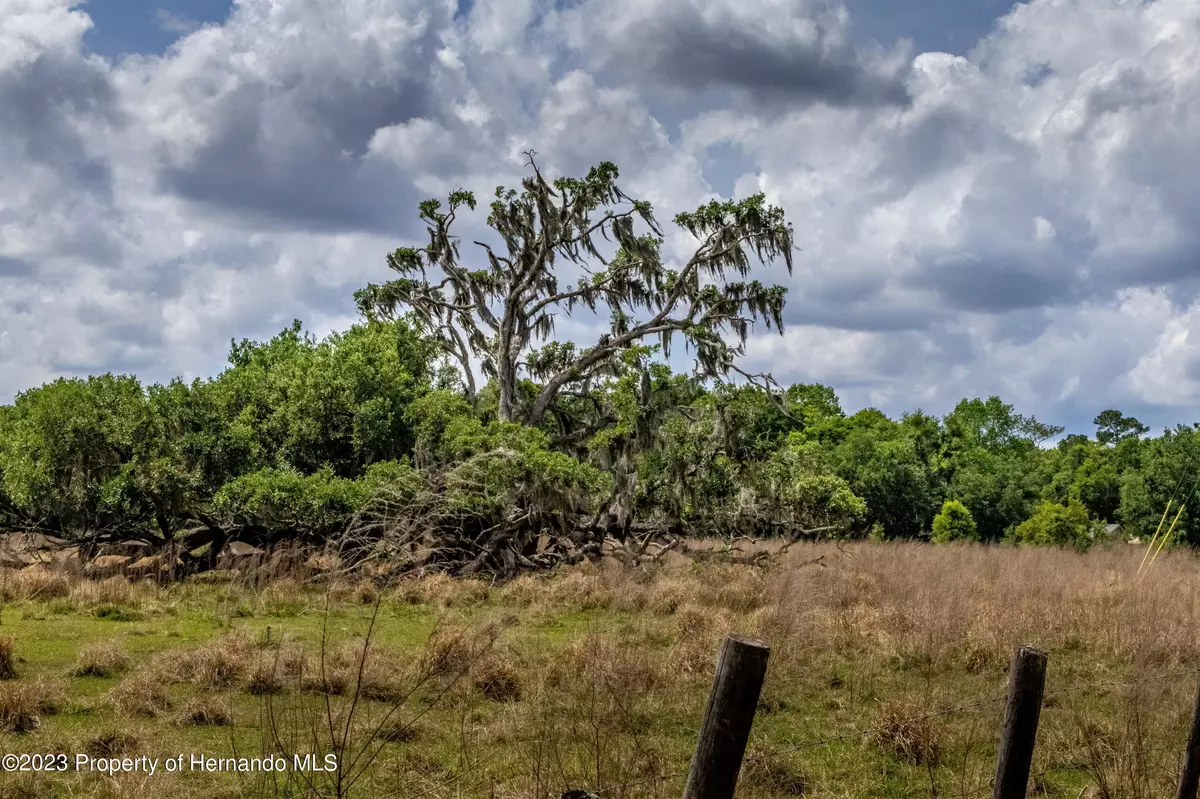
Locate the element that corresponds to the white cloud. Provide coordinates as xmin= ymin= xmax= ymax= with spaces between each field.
xmin=1125 ymin=291 xmax=1200 ymax=407
xmin=153 ymin=8 xmax=201 ymax=36
xmin=0 ymin=0 xmax=93 ymax=72
xmin=2 ymin=0 xmax=1200 ymax=433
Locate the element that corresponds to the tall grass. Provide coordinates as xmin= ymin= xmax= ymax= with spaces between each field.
xmin=1 ymin=541 xmax=1198 ymax=798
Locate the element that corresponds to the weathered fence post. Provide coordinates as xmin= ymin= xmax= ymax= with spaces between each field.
xmin=992 ymin=645 xmax=1048 ymax=799
xmin=682 ymin=634 xmax=771 ymax=799
xmin=1175 ymin=678 xmax=1200 ymax=799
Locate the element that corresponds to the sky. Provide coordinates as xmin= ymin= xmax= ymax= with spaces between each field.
xmin=2 ymin=0 xmax=1199 ymax=439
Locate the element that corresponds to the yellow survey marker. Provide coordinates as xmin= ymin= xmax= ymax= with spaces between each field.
xmin=1137 ymin=500 xmax=1172 ymax=578
xmin=1144 ymin=502 xmax=1186 ymax=577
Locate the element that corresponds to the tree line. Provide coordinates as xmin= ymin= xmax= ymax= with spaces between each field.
xmin=0 ymin=156 xmax=1194 ymax=572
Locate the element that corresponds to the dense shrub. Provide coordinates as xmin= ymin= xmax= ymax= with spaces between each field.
xmin=931 ymin=500 xmax=979 ymax=544
xmin=1008 ymin=501 xmax=1092 ymax=549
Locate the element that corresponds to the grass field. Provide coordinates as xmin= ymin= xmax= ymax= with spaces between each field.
xmin=0 ymin=540 xmax=1198 ymax=799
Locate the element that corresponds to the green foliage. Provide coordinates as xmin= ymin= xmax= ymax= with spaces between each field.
xmin=1093 ymin=409 xmax=1149 ymax=446
xmin=444 ymin=423 xmax=611 ymax=529
xmin=831 ymin=416 xmax=938 ymax=540
xmin=1116 ymin=426 xmax=1200 ymax=544
xmin=213 ymin=467 xmax=362 ymax=537
xmin=759 ymin=440 xmax=868 ymax=531
xmin=212 ymin=460 xmax=419 ymax=539
xmin=943 ymin=396 xmax=1063 ymax=453
xmin=356 ymin=156 xmax=793 ymax=429
xmin=1008 ymin=500 xmax=1092 ymax=549
xmin=402 ymin=389 xmax=610 ymax=531
xmin=405 ymin=389 xmax=480 ymax=467
xmin=0 ymin=319 xmax=435 ymax=545
xmin=0 ymin=233 xmax=1197 ymax=560
xmin=931 ymin=500 xmax=978 ymax=544
xmin=213 ymin=318 xmax=435 ymax=477
xmin=945 ymin=447 xmax=1036 ymax=543
xmin=0 ymin=374 xmax=149 ymax=533
xmin=1 ymin=332 xmax=1194 ymax=557
xmin=1069 ymin=452 xmax=1121 ymax=522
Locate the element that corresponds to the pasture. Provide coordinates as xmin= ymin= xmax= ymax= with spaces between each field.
xmin=0 ymin=541 xmax=1196 ymax=799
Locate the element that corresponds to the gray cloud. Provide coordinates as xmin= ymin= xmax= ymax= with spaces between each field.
xmin=0 ymin=9 xmax=128 ymax=294
xmin=912 ymin=257 xmax=1077 ymax=313
xmin=552 ymin=0 xmax=910 ymax=108
xmin=137 ymin=0 xmax=460 ymax=234
xmin=0 ymin=257 xmax=35 ymax=278
xmin=619 ymin=18 xmax=907 ymax=105
xmin=154 ymin=84 xmax=428 ymax=233
xmin=0 ymin=52 xmax=121 ymax=200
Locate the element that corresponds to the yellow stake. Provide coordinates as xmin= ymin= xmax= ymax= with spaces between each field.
xmin=1145 ymin=502 xmax=1186 ymax=576
xmin=1137 ymin=500 xmax=1173 ymax=578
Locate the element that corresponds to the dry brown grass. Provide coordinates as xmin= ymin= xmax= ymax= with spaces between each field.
xmin=395 ymin=572 xmax=490 ymax=607
xmin=245 ymin=646 xmax=307 ymax=695
xmin=70 ymin=575 xmax=144 ymax=606
xmin=4 ymin=540 xmax=1200 ymax=799
xmin=872 ymin=699 xmax=943 ymax=766
xmin=0 ymin=635 xmax=16 ymax=680
xmin=444 ymin=541 xmax=1200 ymax=796
xmin=109 ymin=667 xmax=173 ymax=717
xmin=494 ymin=558 xmax=773 ymax=618
xmin=175 ymin=695 xmax=233 ymax=727
xmin=85 ymin=730 xmax=140 ymax=758
xmin=421 ymin=619 xmax=496 ymax=678
xmin=549 ymin=631 xmax=665 ymax=697
xmin=667 ymin=602 xmax=737 ymax=674
xmin=0 ymin=679 xmax=63 ymax=733
xmin=760 ymin=540 xmax=1200 ymax=665
xmin=28 ymin=677 xmax=67 ymax=716
xmin=298 ymin=639 xmax=409 ymax=701
xmin=327 ymin=578 xmax=380 ymax=605
xmin=471 ymin=650 xmax=523 ymax=702
xmin=0 ymin=682 xmax=43 ymax=733
xmin=258 ymin=577 xmax=310 ymax=614
xmin=71 ymin=642 xmax=132 ymax=678
xmin=742 ymin=748 xmax=808 ymax=796
xmin=374 ymin=716 xmax=426 ymax=743
xmin=177 ymin=632 xmax=255 ymax=690
xmin=1 ymin=566 xmax=71 ymax=601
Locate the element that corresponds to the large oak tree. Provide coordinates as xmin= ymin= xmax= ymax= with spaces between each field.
xmin=355 ymin=154 xmax=795 ymax=430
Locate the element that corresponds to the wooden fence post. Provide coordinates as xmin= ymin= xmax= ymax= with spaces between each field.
xmin=992 ymin=645 xmax=1048 ymax=799
xmin=682 ymin=634 xmax=771 ymax=799
xmin=1175 ymin=678 xmax=1200 ymax=799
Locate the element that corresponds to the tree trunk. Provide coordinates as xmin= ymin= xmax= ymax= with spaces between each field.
xmin=497 ymin=372 xmax=517 ymax=423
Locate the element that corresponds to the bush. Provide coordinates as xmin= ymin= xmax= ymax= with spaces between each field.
xmin=1008 ymin=500 xmax=1092 ymax=549
xmin=212 ymin=461 xmax=419 ymax=538
xmin=931 ymin=500 xmax=979 ymax=543
xmin=443 ymin=423 xmax=610 ymax=525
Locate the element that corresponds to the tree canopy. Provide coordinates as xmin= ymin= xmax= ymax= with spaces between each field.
xmin=354 ymin=153 xmax=794 ymax=429
xmin=0 ymin=158 xmax=1185 ymax=578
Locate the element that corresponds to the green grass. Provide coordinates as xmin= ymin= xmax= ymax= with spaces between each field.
xmin=0 ymin=579 xmax=664 ymax=798
xmin=0 ymin=546 xmax=1196 ymax=798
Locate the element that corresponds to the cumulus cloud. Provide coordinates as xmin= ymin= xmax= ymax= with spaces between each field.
xmin=1 ymin=0 xmax=1200 ymax=434
xmin=118 ymin=0 xmax=465 ymax=232
xmin=549 ymin=0 xmax=912 ymax=107
xmin=0 ymin=0 xmax=122 ymax=244
xmin=677 ymin=0 xmax=1200 ymax=426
